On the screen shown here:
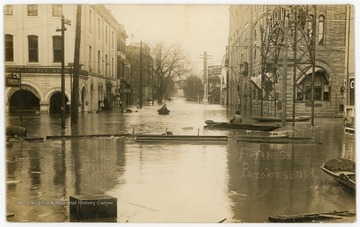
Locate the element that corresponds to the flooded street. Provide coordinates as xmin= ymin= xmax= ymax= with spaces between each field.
xmin=6 ymin=98 xmax=356 ymax=222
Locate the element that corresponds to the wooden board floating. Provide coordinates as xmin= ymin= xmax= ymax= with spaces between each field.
xmin=251 ymin=116 xmax=311 ymax=122
xmin=46 ymin=134 xmax=133 ymax=140
xmin=135 ymin=135 xmax=228 ymax=142
xmin=205 ymin=120 xmax=281 ymax=131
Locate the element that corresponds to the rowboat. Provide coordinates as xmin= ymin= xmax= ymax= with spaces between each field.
xmin=135 ymin=135 xmax=228 ymax=142
xmin=269 ymin=210 xmax=356 ymax=223
xmin=251 ymin=116 xmax=310 ymax=122
xmin=320 ymin=158 xmax=356 ymax=191
xmin=158 ymin=109 xmax=170 ymax=115
xmin=204 ymin=120 xmax=281 ymax=131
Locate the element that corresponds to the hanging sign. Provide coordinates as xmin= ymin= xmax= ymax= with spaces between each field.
xmin=6 ymin=73 xmax=21 ymax=87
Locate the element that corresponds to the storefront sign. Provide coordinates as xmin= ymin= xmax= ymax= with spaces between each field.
xmin=122 ymin=89 xmax=132 ymax=94
xmin=6 ymin=73 xmax=21 ymax=87
xmin=5 ymin=66 xmax=88 ymax=76
xmin=349 ymin=77 xmax=354 ymax=105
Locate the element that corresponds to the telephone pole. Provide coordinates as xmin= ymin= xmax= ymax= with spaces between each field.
xmin=200 ymin=51 xmax=212 ymax=104
xmin=281 ymin=14 xmax=289 ymax=126
xmin=139 ymin=41 xmax=143 ymax=108
xmin=56 ymin=16 xmax=71 ymax=130
xmin=71 ymin=5 xmax=81 ymax=124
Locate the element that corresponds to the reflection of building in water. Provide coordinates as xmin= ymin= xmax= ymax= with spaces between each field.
xmin=341 ymin=135 xmax=355 ymax=161
xmin=226 ymin=128 xmax=355 ymax=223
xmin=6 ymin=139 xmax=126 ymax=221
xmin=68 ymin=139 xmax=124 ymax=195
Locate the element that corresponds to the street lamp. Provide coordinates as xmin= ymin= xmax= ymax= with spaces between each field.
xmin=56 ymin=16 xmax=71 ymax=130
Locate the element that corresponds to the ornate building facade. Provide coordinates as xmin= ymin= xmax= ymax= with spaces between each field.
xmin=4 ymin=4 xmax=120 ymax=113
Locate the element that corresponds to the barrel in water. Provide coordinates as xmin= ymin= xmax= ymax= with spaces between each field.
xmin=6 ymin=126 xmax=27 ymax=137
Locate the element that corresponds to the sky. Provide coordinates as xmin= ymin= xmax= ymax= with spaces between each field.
xmin=105 ymin=4 xmax=229 ymax=74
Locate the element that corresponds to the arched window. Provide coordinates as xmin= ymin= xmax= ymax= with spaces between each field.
xmin=318 ymin=15 xmax=325 ymax=45
xmin=52 ymin=36 xmax=62 ymax=62
xmin=296 ymin=69 xmax=330 ymax=101
xmin=5 ymin=34 xmax=14 ymax=61
xmin=28 ymin=35 xmax=38 ymax=62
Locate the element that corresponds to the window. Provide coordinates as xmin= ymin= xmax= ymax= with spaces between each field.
xmin=4 ymin=5 xmax=13 ymax=15
xmin=89 ymin=46 xmax=92 ymax=72
xmin=105 ymin=26 xmax=108 ymax=44
xmin=28 ymin=35 xmax=38 ymax=62
xmin=318 ymin=15 xmax=325 ymax=45
xmin=89 ymin=10 xmax=92 ymax=33
xmin=112 ymin=31 xmax=114 ymax=48
xmin=105 ymin=55 xmax=108 ymax=75
xmin=28 ymin=5 xmax=38 ymax=16
xmin=98 ymin=19 xmax=100 ymax=39
xmin=52 ymin=4 xmax=63 ymax=17
xmin=98 ymin=50 xmax=101 ymax=73
xmin=53 ymin=36 xmax=62 ymax=62
xmin=308 ymin=15 xmax=314 ymax=43
xmin=296 ymin=71 xmax=330 ymax=101
xmin=5 ymin=34 xmax=14 ymax=61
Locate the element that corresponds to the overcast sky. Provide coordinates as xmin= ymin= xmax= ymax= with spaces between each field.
xmin=105 ymin=4 xmax=229 ymax=74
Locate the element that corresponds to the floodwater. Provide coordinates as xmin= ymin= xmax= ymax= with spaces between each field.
xmin=5 ymin=97 xmax=356 ymax=222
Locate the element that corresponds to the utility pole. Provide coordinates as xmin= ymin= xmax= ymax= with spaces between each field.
xmin=281 ymin=14 xmax=289 ymax=126
xmin=72 ymin=4 xmax=81 ymax=124
xmin=311 ymin=6 xmax=317 ymax=127
xmin=57 ymin=16 xmax=71 ymax=130
xmin=121 ymin=60 xmax=125 ymax=111
xmin=292 ymin=10 xmax=298 ymax=127
xmin=200 ymin=51 xmax=212 ymax=104
xmin=139 ymin=41 xmax=143 ymax=108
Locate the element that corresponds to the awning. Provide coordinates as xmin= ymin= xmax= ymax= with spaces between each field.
xmin=250 ymin=73 xmax=273 ymax=89
xmin=251 ymin=74 xmax=262 ymax=89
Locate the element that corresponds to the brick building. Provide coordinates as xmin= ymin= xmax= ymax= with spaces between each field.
xmin=227 ymin=5 xmax=354 ymax=118
xmin=126 ymin=43 xmax=153 ymax=105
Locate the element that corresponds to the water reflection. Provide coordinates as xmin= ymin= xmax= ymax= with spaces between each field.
xmin=6 ymin=98 xmax=355 ymax=222
xmin=108 ymin=142 xmax=231 ymax=222
xmin=227 ymin=119 xmax=355 ymax=222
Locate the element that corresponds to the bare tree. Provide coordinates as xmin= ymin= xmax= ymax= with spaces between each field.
xmin=151 ymin=43 xmax=190 ymax=103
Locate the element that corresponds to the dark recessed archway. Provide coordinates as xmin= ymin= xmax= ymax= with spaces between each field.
xmin=9 ymin=90 xmax=40 ymax=114
xmin=49 ymin=92 xmax=69 ymax=114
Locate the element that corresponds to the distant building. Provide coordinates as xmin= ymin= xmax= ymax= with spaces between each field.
xmin=116 ymin=23 xmax=132 ymax=106
xmin=4 ymin=4 xmax=121 ymax=114
xmin=126 ymin=43 xmax=153 ymax=105
xmin=227 ymin=5 xmax=354 ymax=118
xmin=207 ymin=65 xmax=222 ymax=104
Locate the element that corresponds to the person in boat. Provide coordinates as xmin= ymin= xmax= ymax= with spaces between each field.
xmin=230 ymin=110 xmax=242 ymax=124
xmin=158 ymin=104 xmax=169 ymax=113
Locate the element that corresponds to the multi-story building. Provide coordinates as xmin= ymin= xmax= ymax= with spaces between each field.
xmin=227 ymin=5 xmax=354 ymax=119
xmin=126 ymin=43 xmax=153 ymax=105
xmin=4 ymin=4 xmax=120 ymax=114
xmin=207 ymin=65 xmax=222 ymax=104
xmin=116 ymin=23 xmax=132 ymax=107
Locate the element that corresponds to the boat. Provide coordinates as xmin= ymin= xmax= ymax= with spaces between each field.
xmin=268 ymin=210 xmax=356 ymax=223
xmin=320 ymin=158 xmax=356 ymax=191
xmin=204 ymin=120 xmax=281 ymax=131
xmin=269 ymin=130 xmax=289 ymax=137
xmin=157 ymin=109 xmax=170 ymax=115
xmin=237 ymin=135 xmax=315 ymax=144
xmin=251 ymin=116 xmax=310 ymax=122
xmin=135 ymin=134 xmax=228 ymax=142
